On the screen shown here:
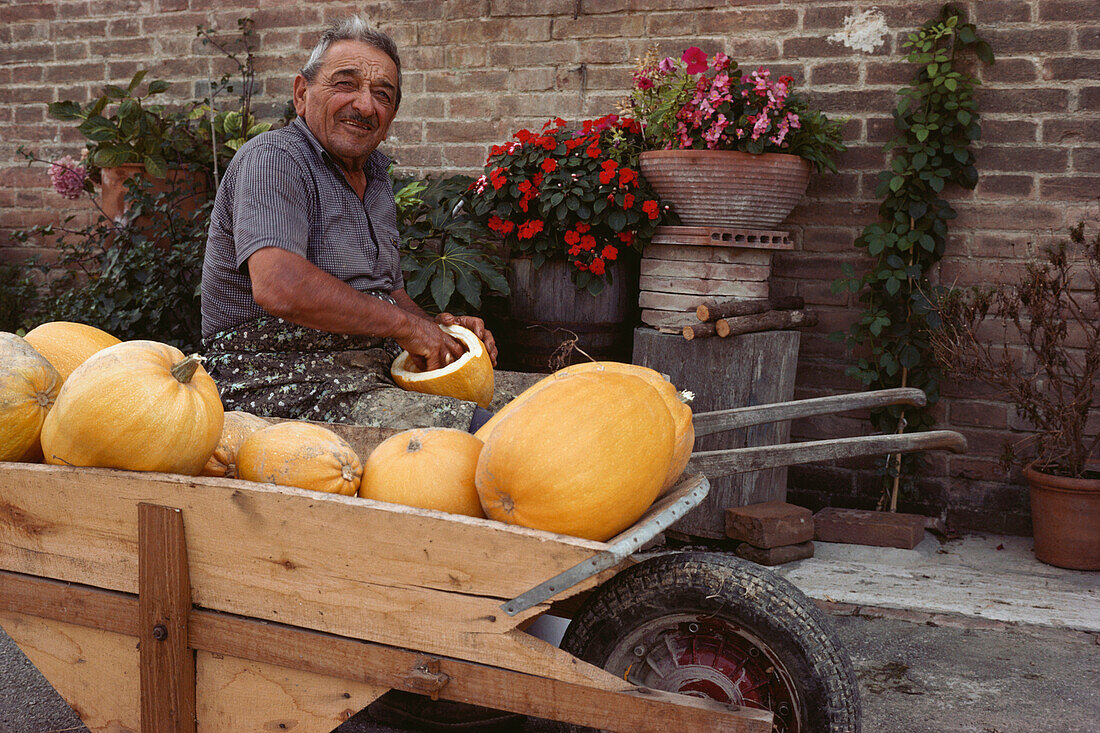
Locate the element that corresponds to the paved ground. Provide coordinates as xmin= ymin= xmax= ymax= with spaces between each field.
xmin=2 ymin=533 xmax=1098 ymax=733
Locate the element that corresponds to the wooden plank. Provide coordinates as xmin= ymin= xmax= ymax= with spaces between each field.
xmin=640 ymin=276 xmax=770 ymax=298
xmin=640 ymin=309 xmax=698 ymax=329
xmin=641 ymin=258 xmax=772 ymax=281
xmin=0 ymin=572 xmax=771 ymax=732
xmin=643 ymin=243 xmax=775 ymax=265
xmin=0 ymin=610 xmax=140 ymax=733
xmin=718 ymin=309 xmax=818 ymax=337
xmin=195 ymin=652 xmax=388 ymax=733
xmin=0 ymin=465 xmax=624 ymax=682
xmin=697 ymin=295 xmax=805 ymax=322
xmin=639 ymin=291 xmax=710 ymax=313
xmin=139 ymin=503 xmax=196 ymax=733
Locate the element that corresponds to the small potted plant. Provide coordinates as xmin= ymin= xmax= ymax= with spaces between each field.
xmin=621 ymin=46 xmax=847 ymax=230
xmin=930 ymin=220 xmax=1100 ymax=570
xmin=465 ymin=115 xmax=672 ymax=369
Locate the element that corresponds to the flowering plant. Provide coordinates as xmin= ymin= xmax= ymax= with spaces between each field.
xmin=622 ymin=46 xmax=846 ymax=172
xmin=466 ymin=115 xmax=671 ymax=294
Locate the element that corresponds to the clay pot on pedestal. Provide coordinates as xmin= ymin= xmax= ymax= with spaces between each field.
xmin=639 ymin=150 xmax=812 ymax=230
xmin=99 ymin=164 xmax=208 ymax=228
xmin=1024 ymin=463 xmax=1100 ymax=570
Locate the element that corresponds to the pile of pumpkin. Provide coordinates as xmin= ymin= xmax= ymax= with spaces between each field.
xmin=2 ymin=322 xmax=693 ymax=541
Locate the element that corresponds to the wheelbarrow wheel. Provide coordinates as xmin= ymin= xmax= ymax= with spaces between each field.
xmin=557 ymin=551 xmax=860 ymax=733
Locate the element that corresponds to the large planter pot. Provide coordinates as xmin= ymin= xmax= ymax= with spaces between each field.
xmin=1024 ymin=463 xmax=1100 ymax=570
xmin=100 ymin=164 xmax=208 ymax=225
xmin=639 ymin=150 xmax=812 ymax=230
xmin=501 ymin=255 xmax=639 ymax=373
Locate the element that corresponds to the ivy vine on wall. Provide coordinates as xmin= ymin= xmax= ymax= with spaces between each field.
xmin=832 ymin=4 xmax=994 ymax=509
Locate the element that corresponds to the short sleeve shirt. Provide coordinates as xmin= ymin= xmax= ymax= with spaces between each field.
xmin=200 ymin=116 xmax=404 ymax=338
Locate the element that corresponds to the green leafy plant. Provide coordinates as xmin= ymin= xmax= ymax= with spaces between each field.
xmin=47 ymin=71 xmax=202 ymax=179
xmin=0 ymin=262 xmax=38 ymax=334
xmin=393 ymin=174 xmax=510 ymax=315
xmin=832 ymin=4 xmax=993 ymax=509
xmin=931 ymin=220 xmax=1100 ymax=479
xmin=466 ymin=115 xmax=670 ymax=295
xmin=621 ymin=45 xmax=847 ymax=172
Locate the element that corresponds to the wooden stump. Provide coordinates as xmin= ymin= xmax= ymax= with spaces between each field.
xmin=632 ymin=327 xmax=799 ymax=539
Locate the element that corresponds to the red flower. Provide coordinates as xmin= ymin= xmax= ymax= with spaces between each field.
xmin=586 ymin=145 xmax=602 ymax=158
xmin=580 ymin=234 xmax=597 ymax=251
xmin=601 ymin=245 xmax=618 ymax=261
xmin=617 ymin=231 xmax=634 ymax=245
xmin=541 ymin=157 xmax=557 ymax=173
xmin=573 ymin=259 xmax=586 ymax=269
xmin=537 ymin=135 xmax=557 ymax=151
xmin=515 ymin=128 xmax=535 ymax=143
xmin=589 ymin=258 xmax=605 ymax=275
xmin=532 ymin=172 xmax=544 ymax=187
xmin=682 ymin=46 xmax=709 ymax=75
xmin=488 ymin=215 xmax=505 ymax=232
xmin=619 ymin=168 xmax=637 ymax=186
xmin=517 ymin=180 xmax=532 ymax=193
xmin=599 ymin=168 xmax=616 ymax=184
xmin=643 ymin=199 xmax=659 ymax=219
xmin=517 ymin=219 xmax=544 ymax=239
xmin=623 ymin=193 xmax=635 ymax=209
xmin=490 ymin=167 xmax=507 ymax=190
xmin=500 ymin=219 xmax=515 ymax=234
xmin=576 ymin=222 xmax=590 ymax=233
xmin=564 ymin=230 xmax=581 ymax=245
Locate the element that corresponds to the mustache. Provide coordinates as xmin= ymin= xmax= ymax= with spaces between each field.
xmin=338 ymin=113 xmax=376 ymax=129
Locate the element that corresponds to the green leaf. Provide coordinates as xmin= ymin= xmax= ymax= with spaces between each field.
xmin=142 ymin=154 xmax=167 ymax=179
xmin=127 ymin=70 xmax=148 ymax=92
xmin=147 ymin=80 xmax=170 ymax=94
xmin=47 ymin=101 xmax=84 ymax=121
xmin=430 ymin=266 xmax=456 ymax=312
xmin=884 ymin=276 xmax=901 ymax=295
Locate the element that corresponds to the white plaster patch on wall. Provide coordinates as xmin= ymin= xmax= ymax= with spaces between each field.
xmin=828 ymin=8 xmax=890 ymax=54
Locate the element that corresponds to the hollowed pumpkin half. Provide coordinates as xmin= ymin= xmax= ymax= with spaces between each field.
xmin=23 ymin=321 xmax=120 ymax=384
xmin=40 ymin=340 xmax=224 ymax=475
xmin=236 ymin=421 xmax=363 ymax=496
xmin=476 ymin=370 xmax=675 ymax=541
xmin=390 ymin=324 xmax=494 ymax=408
xmin=201 ymin=410 xmax=271 ymax=479
xmin=360 ymin=428 xmax=485 ymax=517
xmin=0 ymin=332 xmax=61 ymax=462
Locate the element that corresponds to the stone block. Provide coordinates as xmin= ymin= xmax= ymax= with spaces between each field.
xmin=813 ymin=507 xmax=927 ymax=549
xmin=725 ymin=501 xmax=814 ymax=548
xmin=735 ymin=541 xmax=814 ymax=566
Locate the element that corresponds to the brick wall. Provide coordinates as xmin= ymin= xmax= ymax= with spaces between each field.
xmin=2 ymin=0 xmax=1097 ymax=534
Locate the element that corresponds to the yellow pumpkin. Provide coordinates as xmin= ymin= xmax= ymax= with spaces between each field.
xmin=476 ymin=371 xmax=675 ymax=541
xmin=236 ymin=422 xmax=362 ymax=496
xmin=0 ymin=332 xmax=61 ymax=462
xmin=200 ymin=410 xmax=270 ymax=478
xmin=40 ymin=340 xmax=224 ymax=475
xmin=475 ymin=361 xmax=694 ymax=493
xmin=359 ymin=428 xmax=485 ymax=516
xmin=23 ymin=321 xmax=120 ymax=384
xmin=390 ymin=324 xmax=494 ymax=407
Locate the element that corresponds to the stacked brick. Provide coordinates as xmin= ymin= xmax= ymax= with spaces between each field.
xmin=725 ymin=501 xmax=815 ymax=565
xmin=1 ymin=0 xmax=1097 ymax=535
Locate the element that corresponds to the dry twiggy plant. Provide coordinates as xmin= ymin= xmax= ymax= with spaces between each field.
xmin=931 ymin=220 xmax=1100 ymax=478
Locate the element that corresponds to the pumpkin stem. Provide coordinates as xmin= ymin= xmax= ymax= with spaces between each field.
xmin=171 ymin=354 xmax=205 ymax=383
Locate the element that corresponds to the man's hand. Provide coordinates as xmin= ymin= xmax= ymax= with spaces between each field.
xmin=436 ymin=312 xmax=498 ymax=366
xmin=398 ymin=316 xmax=467 ymax=372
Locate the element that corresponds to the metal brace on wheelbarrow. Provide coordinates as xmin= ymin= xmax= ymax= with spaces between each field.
xmin=501 ymin=387 xmax=967 ymax=616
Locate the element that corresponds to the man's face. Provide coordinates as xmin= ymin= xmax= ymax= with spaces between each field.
xmin=292 ymin=40 xmax=399 ymax=173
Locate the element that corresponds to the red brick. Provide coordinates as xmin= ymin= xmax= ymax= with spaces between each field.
xmin=1044 ymin=57 xmax=1100 ymax=81
xmin=813 ymin=507 xmax=926 ymax=549
xmin=1038 ymin=1 xmax=1100 ymax=21
xmin=734 ymin=540 xmax=814 ymax=565
xmin=977 ymin=146 xmax=1069 ymax=173
xmin=552 ymin=13 xmax=645 ymax=39
xmin=864 ymin=61 xmax=912 ymax=86
xmin=980 ymin=58 xmax=1039 ymax=84
xmin=975 ymin=1 xmax=1033 ymax=23
xmin=950 ymin=400 xmax=1008 ymax=429
xmin=1040 ymin=176 xmax=1100 ymax=200
xmin=489 ymin=41 xmax=580 ymax=66
xmin=726 ymin=501 xmax=814 ymax=547
xmin=981 ymin=119 xmax=1039 ymax=144
xmin=1071 ymin=147 xmax=1100 ymax=173
xmin=975 ymin=174 xmax=1035 ymax=199
xmin=986 ymin=27 xmax=1072 ymax=54
xmin=0 ymin=3 xmax=56 ymax=23
xmin=784 ymin=36 xmax=868 ymax=59
xmin=1081 ymin=87 xmax=1100 ymax=110
xmin=1081 ymin=26 xmax=1100 ymax=51
xmin=976 ymin=88 xmax=1070 ymax=114
xmin=713 ymin=7 xmax=798 ymax=31
xmin=809 ymin=61 xmax=859 ymax=86
xmin=490 ymin=0 xmax=572 ymax=15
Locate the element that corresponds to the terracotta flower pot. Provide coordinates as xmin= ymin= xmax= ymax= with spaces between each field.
xmin=1023 ymin=463 xmax=1100 ymax=570
xmin=99 ymin=164 xmax=208 ymax=224
xmin=639 ymin=149 xmax=812 ymax=230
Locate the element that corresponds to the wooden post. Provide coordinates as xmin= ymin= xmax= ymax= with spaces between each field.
xmin=139 ymin=503 xmax=196 ymax=733
xmin=633 ymin=328 xmax=799 ymax=539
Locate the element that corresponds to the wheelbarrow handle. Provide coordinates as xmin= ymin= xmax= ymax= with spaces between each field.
xmin=687 ymin=429 xmax=967 ymax=479
xmin=691 ymin=387 xmax=928 ymax=437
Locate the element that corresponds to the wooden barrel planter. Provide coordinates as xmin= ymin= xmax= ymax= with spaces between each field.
xmin=500 ymin=255 xmax=639 ymax=373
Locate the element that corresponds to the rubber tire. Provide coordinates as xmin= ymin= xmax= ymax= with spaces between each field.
xmin=558 ymin=551 xmax=860 ymax=733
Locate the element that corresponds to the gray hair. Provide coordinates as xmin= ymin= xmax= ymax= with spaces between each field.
xmin=300 ymin=16 xmax=402 ymax=110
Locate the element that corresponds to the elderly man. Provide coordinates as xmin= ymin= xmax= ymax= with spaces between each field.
xmin=201 ymin=17 xmax=530 ymax=429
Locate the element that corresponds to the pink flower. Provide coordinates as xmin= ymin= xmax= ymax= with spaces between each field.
xmin=48 ymin=155 xmax=86 ymax=200
xmin=712 ymin=52 xmax=731 ymax=71
xmin=681 ymin=46 xmax=709 ymax=75
xmin=634 ymin=74 xmax=654 ymax=91
xmin=658 ymin=56 xmax=676 ymax=74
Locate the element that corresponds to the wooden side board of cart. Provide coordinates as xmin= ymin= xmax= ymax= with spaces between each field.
xmin=0 ymin=388 xmax=965 ymax=733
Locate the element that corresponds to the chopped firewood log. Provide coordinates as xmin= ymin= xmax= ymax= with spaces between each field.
xmin=715 ymin=308 xmax=818 ymax=337
xmin=682 ymin=322 xmax=719 ymax=340
xmin=696 ymin=295 xmax=805 ymax=323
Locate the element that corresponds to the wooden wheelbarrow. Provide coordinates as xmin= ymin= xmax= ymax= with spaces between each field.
xmin=0 ymin=387 xmax=964 ymax=733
